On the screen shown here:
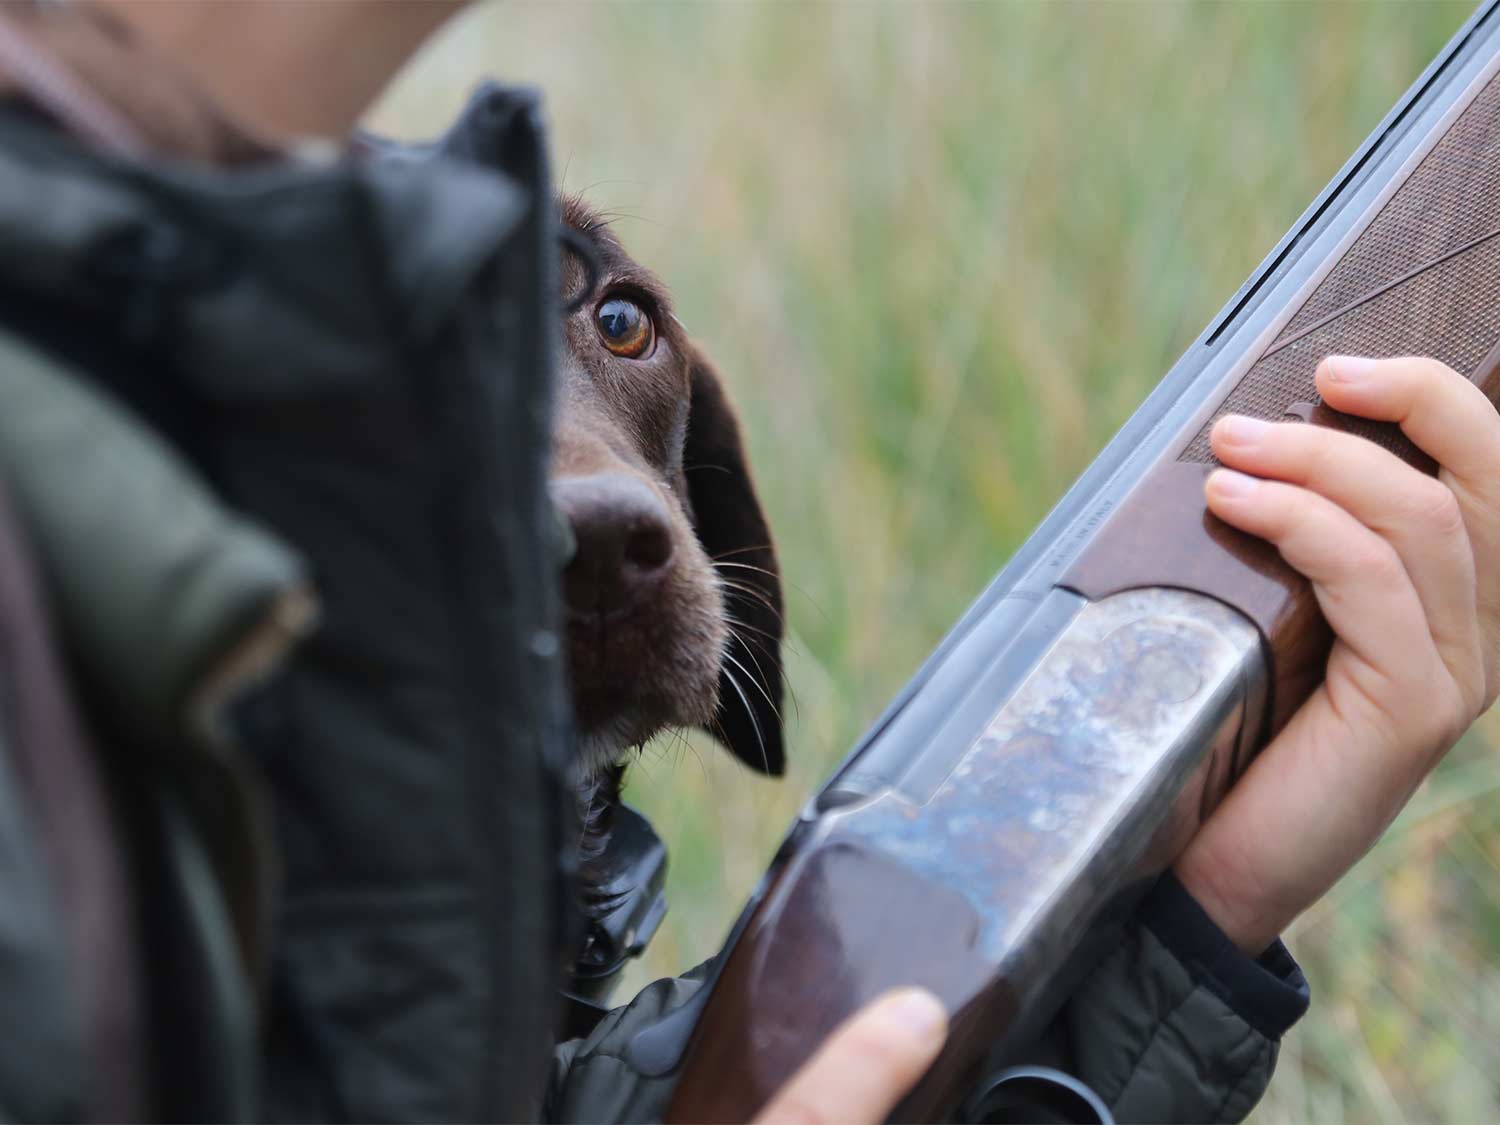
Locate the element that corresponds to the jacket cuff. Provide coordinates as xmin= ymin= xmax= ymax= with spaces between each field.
xmin=1138 ymin=872 xmax=1309 ymax=1041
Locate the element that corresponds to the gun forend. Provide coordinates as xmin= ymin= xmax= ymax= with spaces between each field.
xmin=672 ymin=589 xmax=1262 ymax=1121
xmin=662 ymin=3 xmax=1500 ymax=1119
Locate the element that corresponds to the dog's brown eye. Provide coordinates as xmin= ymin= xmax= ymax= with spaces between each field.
xmin=595 ymin=297 xmax=654 ymax=359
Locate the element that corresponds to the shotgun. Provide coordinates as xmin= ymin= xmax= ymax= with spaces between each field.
xmin=657 ymin=4 xmax=1500 ymax=1119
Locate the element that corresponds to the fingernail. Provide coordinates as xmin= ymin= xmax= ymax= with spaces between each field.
xmin=1325 ymin=355 xmax=1376 ymax=383
xmin=881 ymin=988 xmax=948 ymax=1044
xmin=1216 ymin=414 xmax=1271 ymax=445
xmin=1207 ymin=469 xmax=1258 ymax=500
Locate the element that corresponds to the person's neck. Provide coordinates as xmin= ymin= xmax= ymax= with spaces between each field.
xmin=92 ymin=0 xmax=462 ymax=140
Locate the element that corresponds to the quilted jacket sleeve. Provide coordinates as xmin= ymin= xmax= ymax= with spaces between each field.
xmin=996 ymin=872 xmax=1308 ymax=1123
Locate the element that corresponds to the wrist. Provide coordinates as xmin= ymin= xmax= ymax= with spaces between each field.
xmin=1170 ymin=851 xmax=1282 ymax=957
xmin=1141 ymin=871 xmax=1310 ymax=1041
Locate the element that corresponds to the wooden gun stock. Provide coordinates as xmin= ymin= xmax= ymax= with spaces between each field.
xmin=663 ymin=5 xmax=1500 ymax=1120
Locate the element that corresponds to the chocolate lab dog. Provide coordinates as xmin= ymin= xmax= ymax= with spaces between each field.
xmin=552 ymin=198 xmax=785 ymax=845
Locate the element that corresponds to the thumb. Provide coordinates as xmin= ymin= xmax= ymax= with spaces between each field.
xmin=752 ymin=988 xmax=949 ymax=1125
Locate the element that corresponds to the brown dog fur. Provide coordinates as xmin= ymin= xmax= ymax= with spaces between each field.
xmin=553 ymin=198 xmax=785 ymax=792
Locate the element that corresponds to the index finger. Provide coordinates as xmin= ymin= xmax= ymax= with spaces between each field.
xmin=752 ymin=988 xmax=948 ymax=1125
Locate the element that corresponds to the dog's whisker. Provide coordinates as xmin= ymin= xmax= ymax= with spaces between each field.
xmin=711 ymin=544 xmax=774 ymax=561
xmin=633 ymin=745 xmax=660 ymax=783
xmin=720 ymin=664 xmax=770 ymax=776
xmin=668 ymin=726 xmax=709 ymax=784
xmin=721 ymin=596 xmax=784 ymax=630
xmin=721 ymin=648 xmax=781 ymax=722
xmin=715 ymin=577 xmax=785 ymax=622
xmin=722 ymin=562 xmax=828 ymax=630
xmin=723 ymin=621 xmax=774 ymax=684
xmin=729 ymin=635 xmax=781 ymax=672
xmin=738 ymin=626 xmax=798 ymax=668
xmin=592 ymin=207 xmax=652 ymax=228
xmin=725 ymin=613 xmax=802 ymax=727
xmin=717 ymin=575 xmax=775 ymax=599
xmin=723 ymin=610 xmax=799 ymax=677
xmin=654 ymin=726 xmax=683 ymax=774
xmin=713 ymin=560 xmax=780 ymax=580
xmin=717 ymin=585 xmax=780 ymax=612
xmin=722 ymin=619 xmax=781 ymax=704
xmin=714 ymin=560 xmax=822 ymax=632
xmin=721 ymin=609 xmax=781 ymax=646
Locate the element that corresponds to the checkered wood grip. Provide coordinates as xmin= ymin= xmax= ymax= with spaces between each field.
xmin=1181 ymin=70 xmax=1500 ymax=465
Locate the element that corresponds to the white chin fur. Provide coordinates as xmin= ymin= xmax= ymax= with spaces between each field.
xmin=574 ymin=721 xmax=638 ymax=782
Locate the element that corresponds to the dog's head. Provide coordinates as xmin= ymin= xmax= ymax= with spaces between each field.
xmin=551 ymin=197 xmax=784 ymax=779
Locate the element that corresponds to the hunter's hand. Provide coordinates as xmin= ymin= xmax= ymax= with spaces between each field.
xmin=1174 ymin=355 xmax=1500 ymax=955
xmin=750 ymin=988 xmax=948 ymax=1125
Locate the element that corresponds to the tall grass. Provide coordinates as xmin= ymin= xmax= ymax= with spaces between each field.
xmin=373 ymin=4 xmax=1495 ymax=1119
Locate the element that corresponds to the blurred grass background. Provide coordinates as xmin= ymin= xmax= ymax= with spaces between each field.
xmin=370 ymin=3 xmax=1500 ymax=1120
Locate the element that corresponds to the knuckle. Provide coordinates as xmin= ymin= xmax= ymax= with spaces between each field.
xmin=1461 ymin=676 xmax=1488 ymax=723
xmin=1257 ymin=480 xmax=1306 ymax=533
xmin=1482 ymin=638 xmax=1500 ymax=712
xmin=1300 ymin=432 xmax=1343 ymax=477
xmin=1441 ymin=640 xmax=1487 ymax=724
xmin=1396 ymin=355 xmax=1461 ymax=385
xmin=1348 ymin=538 xmax=1404 ymax=587
xmin=1433 ymin=677 xmax=1474 ymax=747
xmin=1451 ymin=476 xmax=1500 ymax=541
xmin=1399 ymin=479 xmax=1465 ymax=539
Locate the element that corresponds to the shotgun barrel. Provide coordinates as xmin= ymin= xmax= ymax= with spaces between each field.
xmin=662 ymin=4 xmax=1500 ymax=1118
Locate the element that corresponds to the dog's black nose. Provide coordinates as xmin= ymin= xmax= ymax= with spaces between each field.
xmin=551 ymin=473 xmax=676 ymax=616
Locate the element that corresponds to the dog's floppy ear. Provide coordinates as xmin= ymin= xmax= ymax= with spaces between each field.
xmin=684 ymin=347 xmax=785 ymax=776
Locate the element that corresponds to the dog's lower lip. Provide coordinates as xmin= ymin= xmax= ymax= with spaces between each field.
xmin=563 ymin=602 xmax=640 ymax=627
xmin=571 ymin=688 xmax=667 ymax=735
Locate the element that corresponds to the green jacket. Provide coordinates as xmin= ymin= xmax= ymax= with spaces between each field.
xmin=0 ymin=9 xmax=571 ymax=1117
xmin=0 ymin=7 xmax=1305 ymax=1122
